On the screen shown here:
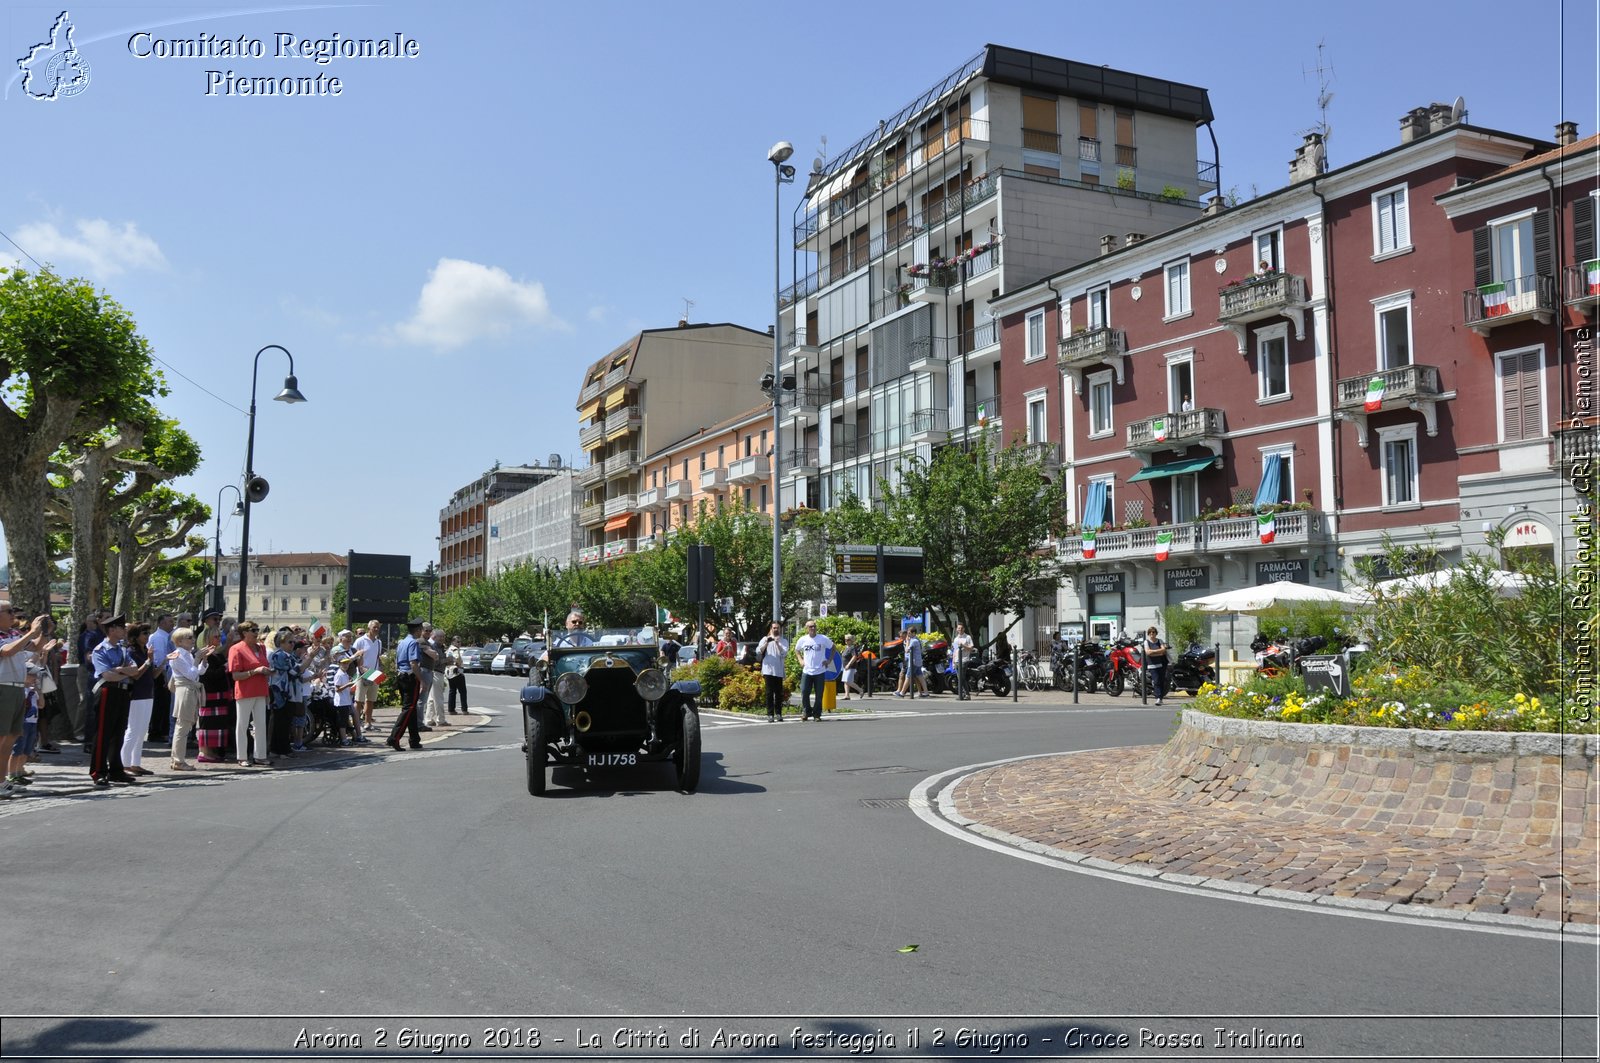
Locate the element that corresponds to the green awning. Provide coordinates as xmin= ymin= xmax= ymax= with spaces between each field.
xmin=1128 ymin=455 xmax=1218 ymax=482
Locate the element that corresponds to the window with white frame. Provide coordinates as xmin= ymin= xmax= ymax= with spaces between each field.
xmin=1259 ymin=444 xmax=1295 ymax=504
xmin=1253 ymin=227 xmax=1283 ymax=271
xmin=1496 ymin=346 xmax=1546 ymax=443
xmin=1166 ymin=352 xmax=1194 ymax=411
xmin=1170 ymin=473 xmax=1199 ymax=523
xmin=1378 ymin=424 xmax=1418 ymax=507
xmin=1026 ymin=392 xmax=1047 ymax=443
xmin=1374 ymin=292 xmax=1413 ymax=370
xmin=1086 ymin=473 xmax=1116 ymax=528
xmin=1164 ymin=258 xmax=1191 ymax=317
xmin=1025 ymin=309 xmax=1046 ymax=361
xmin=1372 ymin=184 xmax=1411 ymax=256
xmin=1087 ymin=370 xmax=1113 ymax=437
xmin=1256 ymin=324 xmax=1289 ymax=400
xmin=1086 ymin=285 xmax=1110 ymax=329
xmin=1489 ymin=209 xmax=1536 ymax=284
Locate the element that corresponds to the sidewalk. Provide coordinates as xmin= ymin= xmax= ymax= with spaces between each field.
xmin=4 ymin=705 xmax=489 ymax=802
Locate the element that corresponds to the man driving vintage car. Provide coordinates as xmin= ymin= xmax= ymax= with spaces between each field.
xmin=542 ymin=611 xmax=595 ymax=660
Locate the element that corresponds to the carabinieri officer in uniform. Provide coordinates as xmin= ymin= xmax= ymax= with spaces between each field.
xmin=387 ymin=619 xmax=425 ymax=751
xmin=89 ymin=615 xmax=145 ymax=787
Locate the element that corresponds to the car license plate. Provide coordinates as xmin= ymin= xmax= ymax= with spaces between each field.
xmin=586 ymin=753 xmax=636 ymax=767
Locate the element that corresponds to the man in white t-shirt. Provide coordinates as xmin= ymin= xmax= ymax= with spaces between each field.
xmin=351 ymin=620 xmax=383 ymax=731
xmin=755 ymin=622 xmax=789 ymax=722
xmin=794 ymin=620 xmax=834 ymax=722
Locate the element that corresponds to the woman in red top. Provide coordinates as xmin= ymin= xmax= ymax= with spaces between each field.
xmin=227 ymin=622 xmax=271 ymax=767
xmin=714 ymin=629 xmax=736 ymax=661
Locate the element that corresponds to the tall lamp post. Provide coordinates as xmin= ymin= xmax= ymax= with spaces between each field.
xmin=768 ymin=140 xmax=796 ymax=627
xmin=206 ymin=485 xmax=244 ymax=619
xmin=237 ymin=344 xmax=307 ymax=624
xmin=424 ymin=561 xmax=437 ymax=625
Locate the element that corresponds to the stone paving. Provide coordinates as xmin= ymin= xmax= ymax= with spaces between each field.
xmin=950 ymin=730 xmax=1599 ymax=926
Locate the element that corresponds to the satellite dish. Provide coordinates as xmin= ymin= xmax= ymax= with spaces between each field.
xmin=1451 ymin=96 xmax=1466 ymax=123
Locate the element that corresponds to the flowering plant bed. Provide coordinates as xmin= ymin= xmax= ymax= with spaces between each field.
xmin=1191 ymin=666 xmax=1593 ymax=734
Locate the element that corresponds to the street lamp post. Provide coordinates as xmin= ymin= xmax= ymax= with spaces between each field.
xmin=769 ymin=140 xmax=796 ymax=627
xmin=206 ymin=485 xmax=243 ymax=619
xmin=424 ymin=561 xmax=437 ymax=625
xmin=236 ymin=344 xmax=307 ymax=625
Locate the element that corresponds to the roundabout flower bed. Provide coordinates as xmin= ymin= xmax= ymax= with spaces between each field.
xmin=1190 ymin=666 xmax=1594 ymax=734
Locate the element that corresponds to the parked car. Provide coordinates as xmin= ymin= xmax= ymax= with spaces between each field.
xmin=491 ymin=649 xmax=514 ymax=674
xmin=458 ymin=646 xmax=483 ymax=672
xmin=509 ymin=637 xmax=544 ymax=677
xmin=521 ymin=627 xmax=701 ymax=795
xmin=474 ymin=642 xmax=501 ymax=673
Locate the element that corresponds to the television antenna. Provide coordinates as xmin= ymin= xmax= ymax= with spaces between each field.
xmin=681 ymin=297 xmax=694 ymax=321
xmin=1300 ymin=39 xmax=1335 ymax=164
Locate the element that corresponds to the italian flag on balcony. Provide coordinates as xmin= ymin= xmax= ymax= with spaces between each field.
xmin=1152 ymin=417 xmax=1168 ymax=443
xmin=1586 ymin=260 xmax=1600 ymax=295
xmin=1257 ymin=511 xmax=1277 ymax=544
xmin=1154 ymin=529 xmax=1172 ymax=562
xmin=1479 ymin=281 xmax=1509 ymax=317
xmin=1081 ymin=529 xmax=1097 ymax=559
xmin=1364 ymin=375 xmax=1386 ymax=413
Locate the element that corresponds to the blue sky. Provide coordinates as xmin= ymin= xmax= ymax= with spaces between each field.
xmin=2 ymin=0 xmax=1596 ymax=576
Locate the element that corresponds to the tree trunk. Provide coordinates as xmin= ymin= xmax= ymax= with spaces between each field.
xmin=111 ymin=523 xmax=136 ymax=616
xmin=0 ymin=479 xmax=53 ymax=617
xmin=66 ymin=445 xmax=112 ymax=619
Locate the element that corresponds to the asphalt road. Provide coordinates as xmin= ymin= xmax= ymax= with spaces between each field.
xmin=2 ymin=672 xmax=1593 ymax=1061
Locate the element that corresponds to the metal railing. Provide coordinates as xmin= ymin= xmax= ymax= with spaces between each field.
xmin=1335 ymin=364 xmax=1442 ymax=408
xmin=971 ymin=319 xmax=999 ymax=351
xmin=963 ymin=396 xmax=1000 ymax=424
xmin=779 ymin=270 xmax=820 ymax=309
xmin=1565 ymin=262 xmax=1600 ymax=305
xmin=909 ymin=408 xmax=950 ymax=438
xmin=1022 ymin=128 xmax=1061 ymax=153
xmin=1463 ymin=273 xmax=1556 ymax=328
xmin=1115 ymin=144 xmax=1137 ymax=168
xmin=784 ymin=447 xmax=820 ymax=470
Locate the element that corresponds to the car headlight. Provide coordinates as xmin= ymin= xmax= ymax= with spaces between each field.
xmin=554 ymin=672 xmax=588 ymax=704
xmin=635 ymin=667 xmax=668 ymax=701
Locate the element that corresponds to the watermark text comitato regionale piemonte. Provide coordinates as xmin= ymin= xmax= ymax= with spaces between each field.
xmin=127 ymin=29 xmax=421 ymax=96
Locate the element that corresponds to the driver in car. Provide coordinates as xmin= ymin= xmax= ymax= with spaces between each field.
xmin=541 ymin=611 xmax=595 ymax=662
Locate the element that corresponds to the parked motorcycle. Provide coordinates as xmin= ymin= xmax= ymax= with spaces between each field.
xmin=1104 ymin=636 xmax=1146 ymax=697
xmin=1252 ymin=634 xmax=1328 ymax=677
xmin=960 ymin=652 xmax=1013 ymax=697
xmin=1064 ymin=640 xmax=1110 ymax=693
xmin=1167 ymin=642 xmax=1219 ymax=695
xmin=1049 ymin=640 xmax=1076 ymax=691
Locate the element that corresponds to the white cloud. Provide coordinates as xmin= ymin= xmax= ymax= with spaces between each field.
xmin=12 ymin=218 xmax=166 ymax=277
xmin=586 ymin=304 xmax=610 ymax=323
xmin=391 ymin=258 xmax=562 ymax=350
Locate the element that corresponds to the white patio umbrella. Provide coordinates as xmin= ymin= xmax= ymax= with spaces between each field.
xmin=1183 ymin=581 xmax=1364 ymax=615
xmin=1368 ymin=567 xmax=1528 ymax=599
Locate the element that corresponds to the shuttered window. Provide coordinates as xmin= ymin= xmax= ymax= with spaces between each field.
xmin=1575 ymin=195 xmax=1596 ymax=265
xmin=1373 ymin=184 xmax=1410 ymax=255
xmin=1498 ymin=349 xmax=1544 ymax=442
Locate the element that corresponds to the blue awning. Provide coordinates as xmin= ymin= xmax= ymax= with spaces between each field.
xmin=1254 ymin=453 xmax=1283 ymax=508
xmin=1127 ymin=456 xmax=1217 ymax=483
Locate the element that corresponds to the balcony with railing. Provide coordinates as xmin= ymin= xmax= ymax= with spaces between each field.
xmin=782 ymin=384 xmax=829 ymax=424
xmin=604 ymin=405 xmax=642 ymax=438
xmin=662 ymin=479 xmax=691 ymax=503
xmin=830 ymin=430 xmax=861 ymax=461
xmin=727 ymin=454 xmax=769 ymax=484
xmin=1115 ymin=144 xmax=1136 ymax=168
xmin=603 ymin=538 xmax=636 ymax=561
xmin=578 ymin=545 xmax=603 ymax=567
xmin=1335 ymin=364 xmax=1445 ymax=447
xmin=1218 ymin=273 xmax=1308 ymax=353
xmin=1055 ymin=509 xmax=1322 ymax=564
xmin=1564 ymin=262 xmax=1600 ymax=312
xmin=636 ymin=487 xmax=664 ymax=512
xmin=1024 ymin=441 xmax=1061 ymax=477
xmin=579 ymin=377 xmax=605 ymax=404
xmin=699 ymin=466 xmax=727 ymax=493
xmin=908 ymin=407 xmax=950 ymax=443
xmin=906 ymin=335 xmax=950 ymax=372
xmin=603 ymin=450 xmax=639 ymax=478
xmin=779 ymin=270 xmax=820 ymax=309
xmin=578 ymin=420 xmax=606 ymax=450
xmin=576 ymin=462 xmax=605 ymax=488
xmin=1553 ymin=421 xmax=1595 ymax=480
xmin=578 ymin=502 xmax=605 ymax=526
xmin=602 ymin=365 xmax=630 ymax=391
xmin=1057 ymin=327 xmax=1128 ymax=392
xmin=1463 ymin=273 xmax=1556 ymax=335
xmin=963 ymin=395 xmax=1000 ymax=427
xmin=784 ymin=447 xmax=820 ymax=476
xmin=602 ymin=493 xmax=638 ymax=518
xmin=970 ymin=319 xmax=999 ymax=353
xmin=1078 ymin=137 xmax=1100 ymax=163
xmin=1126 ymin=408 xmax=1225 ymax=460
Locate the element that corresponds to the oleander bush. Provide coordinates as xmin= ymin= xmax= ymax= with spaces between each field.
xmin=675 ymin=656 xmax=741 ymax=706
xmin=717 ymin=666 xmax=793 ymax=713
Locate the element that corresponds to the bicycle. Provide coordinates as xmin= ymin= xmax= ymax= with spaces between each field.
xmin=1015 ymin=650 xmax=1044 ymax=691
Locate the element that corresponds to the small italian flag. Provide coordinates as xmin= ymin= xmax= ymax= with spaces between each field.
xmin=1586 ymin=259 xmax=1600 ymax=296
xmin=1152 ymin=417 xmax=1168 ymax=442
xmin=1154 ymin=529 xmax=1172 ymax=562
xmin=1480 ymin=281 xmax=1508 ymax=317
xmin=307 ymin=619 xmax=328 ymax=640
xmin=1081 ymin=530 xmax=1097 ymax=559
xmin=1364 ymin=376 xmax=1386 ymax=413
xmin=363 ymin=668 xmax=386 ymax=684
xmin=1257 ymin=511 xmax=1277 ymax=544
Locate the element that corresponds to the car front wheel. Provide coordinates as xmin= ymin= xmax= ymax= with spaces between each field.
xmin=675 ymin=705 xmax=701 ymax=793
xmin=525 ymin=712 xmax=547 ymax=796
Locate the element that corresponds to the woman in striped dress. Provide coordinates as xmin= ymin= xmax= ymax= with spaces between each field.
xmin=195 ymin=630 xmax=234 ymax=763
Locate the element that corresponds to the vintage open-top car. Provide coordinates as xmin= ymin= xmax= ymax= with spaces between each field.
xmin=520 ymin=627 xmax=701 ymax=795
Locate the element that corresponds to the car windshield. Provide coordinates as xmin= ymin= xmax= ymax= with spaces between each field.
xmin=549 ymin=626 xmax=658 ymax=648
xmin=480 ymin=643 xmax=501 ymax=655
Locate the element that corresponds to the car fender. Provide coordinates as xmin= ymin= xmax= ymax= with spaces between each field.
xmin=520 ymin=684 xmax=549 ymax=707
xmin=670 ymin=679 xmax=701 ymax=698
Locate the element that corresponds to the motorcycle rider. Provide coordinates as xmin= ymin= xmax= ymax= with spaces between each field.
xmin=1142 ymin=626 xmax=1169 ymax=705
